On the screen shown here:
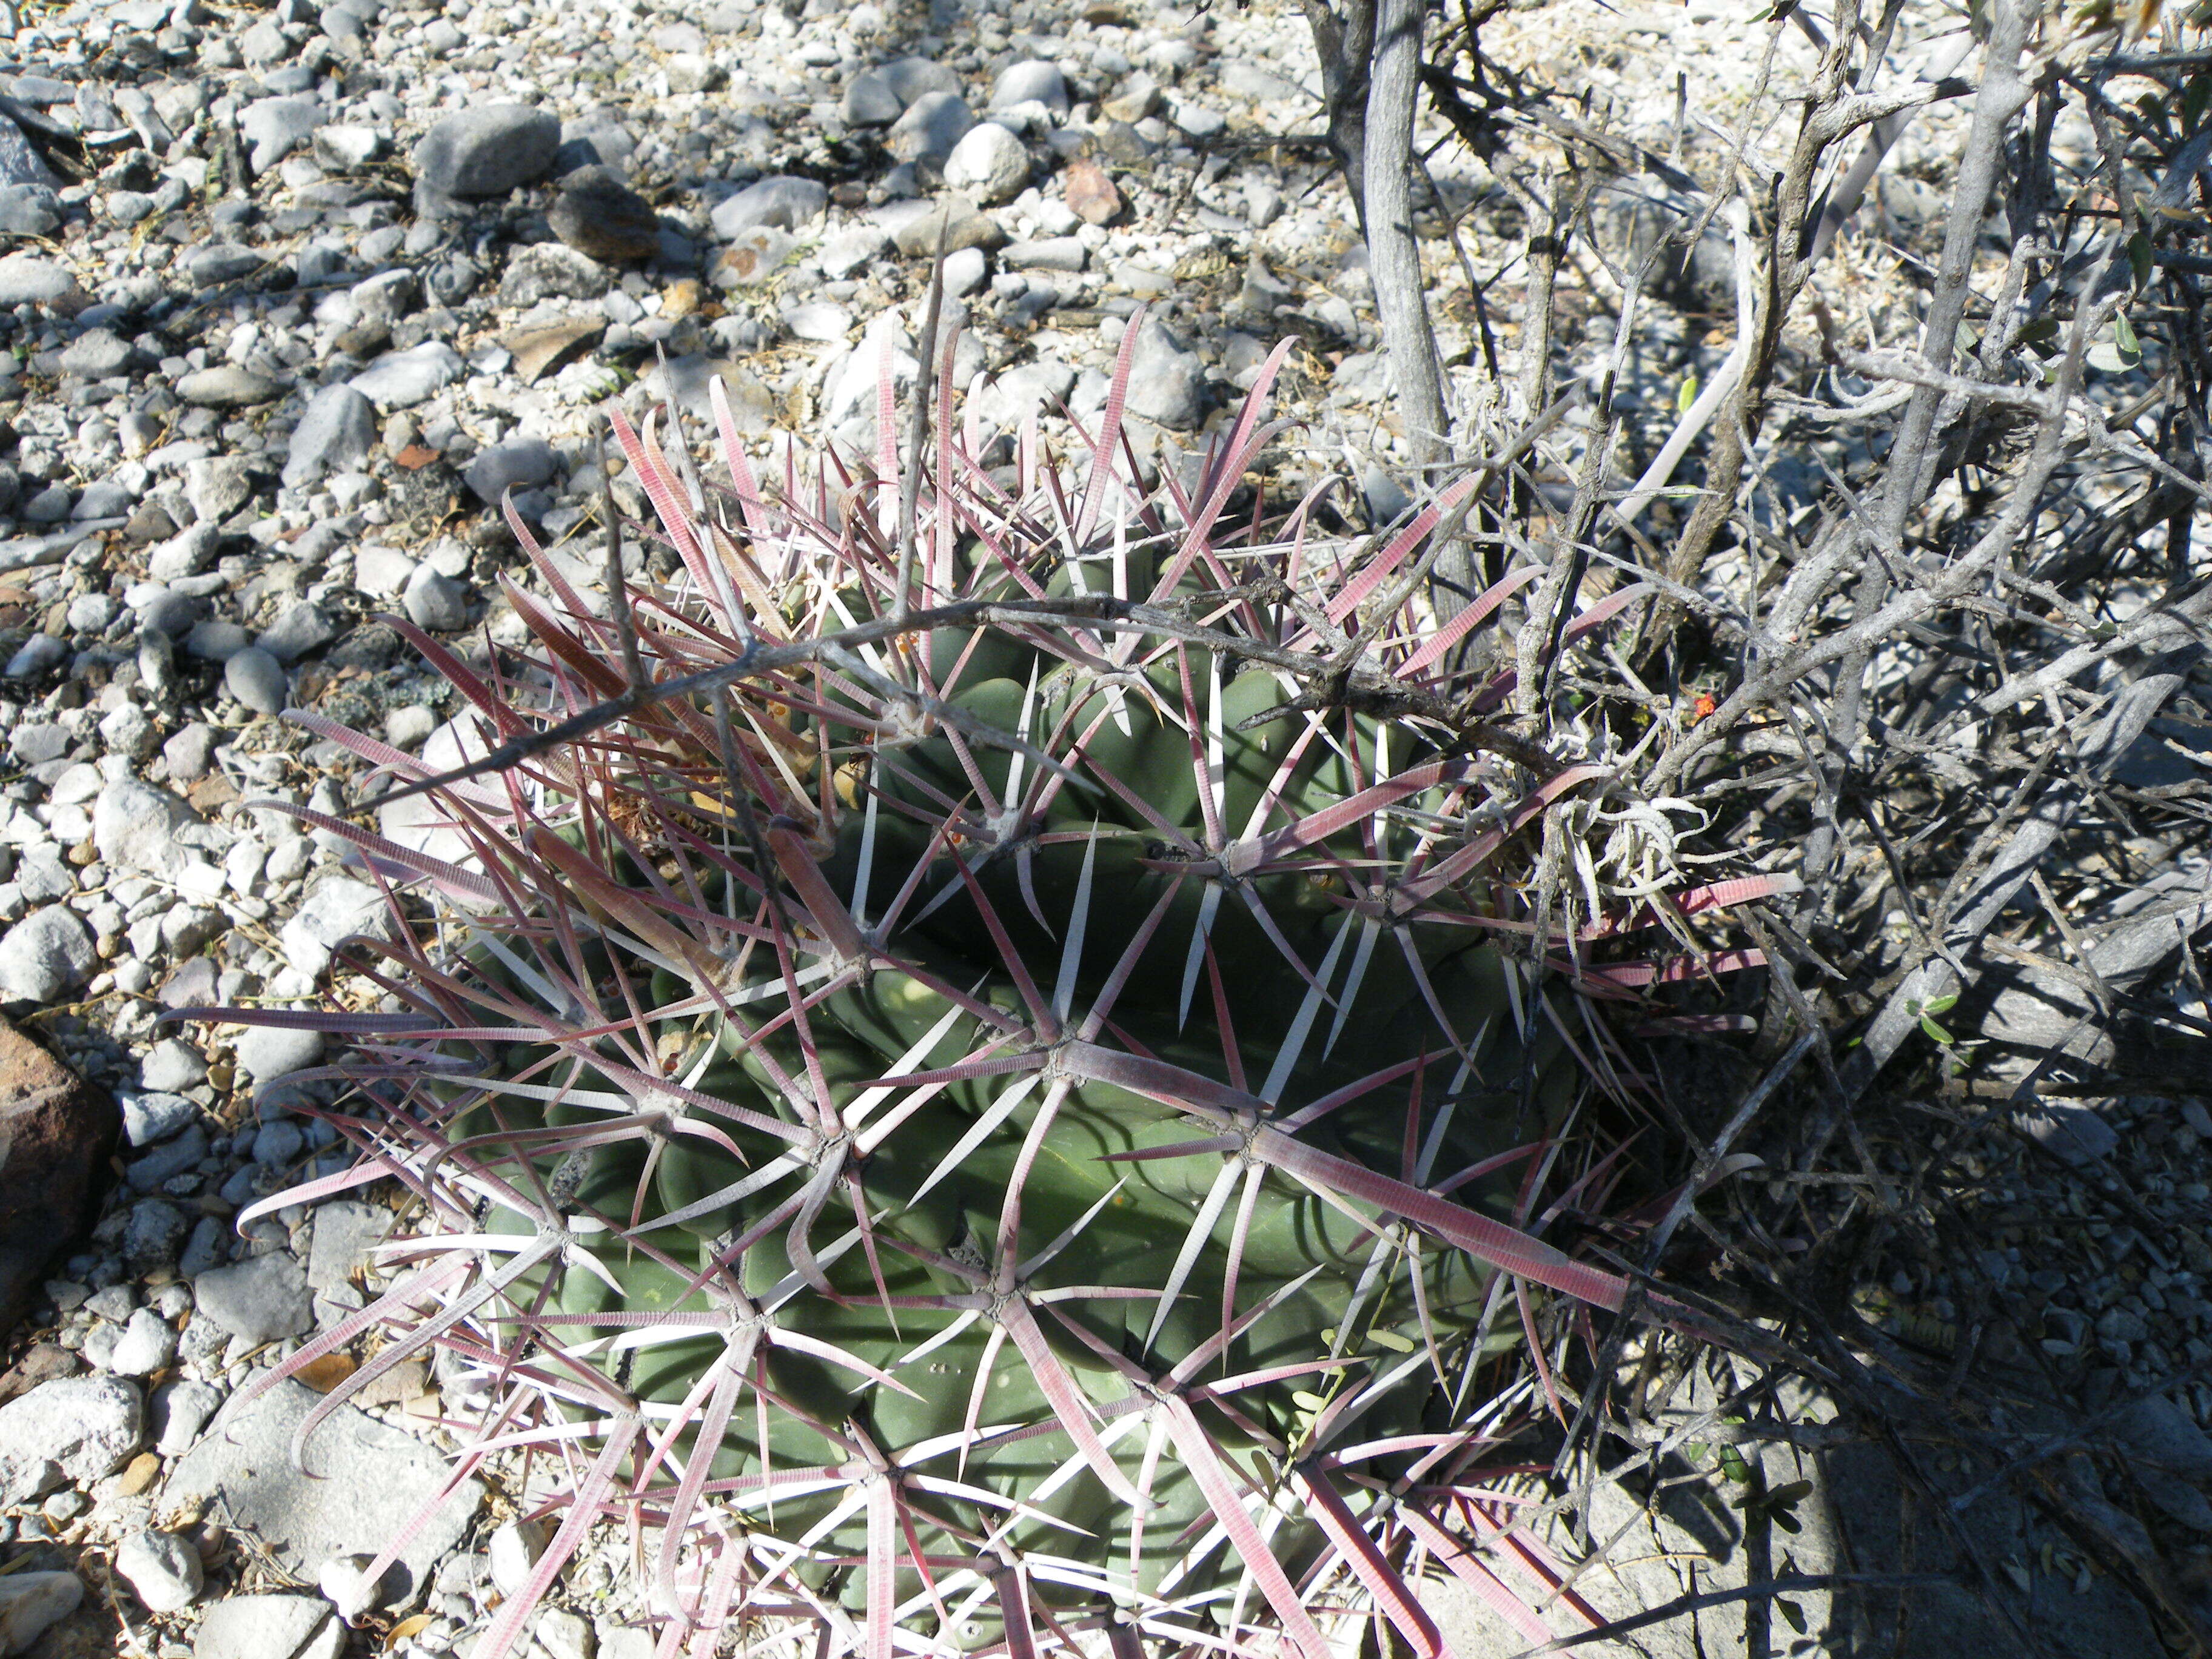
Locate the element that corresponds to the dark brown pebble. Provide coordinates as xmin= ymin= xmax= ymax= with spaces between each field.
xmin=549 ymin=165 xmax=661 ymax=264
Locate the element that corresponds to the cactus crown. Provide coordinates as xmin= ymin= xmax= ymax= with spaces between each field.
xmin=212 ymin=321 xmax=1763 ymax=1659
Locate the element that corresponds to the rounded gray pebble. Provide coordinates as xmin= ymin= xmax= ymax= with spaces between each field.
xmin=224 ymin=646 xmax=287 ymax=715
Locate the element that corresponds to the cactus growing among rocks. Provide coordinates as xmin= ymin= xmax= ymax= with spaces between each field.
xmin=203 ymin=321 xmax=1768 ymax=1659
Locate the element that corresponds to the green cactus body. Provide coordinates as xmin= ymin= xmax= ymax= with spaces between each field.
xmin=427 ymin=623 xmax=1559 ymax=1638
xmin=227 ymin=338 xmax=1737 ymax=1659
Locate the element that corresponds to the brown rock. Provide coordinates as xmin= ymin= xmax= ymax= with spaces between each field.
xmin=1062 ymin=158 xmax=1122 ymax=226
xmin=0 ymin=1020 xmax=118 ymax=1340
xmin=661 ymin=278 xmax=703 ymax=320
xmin=1093 ymin=120 xmax=1156 ymax=167
xmin=890 ymin=195 xmax=1006 ymax=257
xmin=498 ymin=318 xmax=605 ymax=386
xmin=352 ymin=1358 xmax=430 ymax=1408
xmin=293 ymin=1352 xmax=357 ymax=1392
xmin=548 ymin=165 xmax=661 ymax=264
xmin=116 ymin=1451 xmax=161 ymax=1495
xmin=124 ymin=500 xmax=179 ymax=546
xmin=1099 ymin=74 xmax=1162 ymax=125
xmin=0 ymin=1342 xmax=80 ymax=1407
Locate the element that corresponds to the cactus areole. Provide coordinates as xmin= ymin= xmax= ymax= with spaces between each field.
xmin=206 ymin=328 xmax=1753 ymax=1659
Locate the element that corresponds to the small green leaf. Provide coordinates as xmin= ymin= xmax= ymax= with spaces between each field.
xmin=1720 ymin=1446 xmax=1753 ymax=1483
xmin=1678 ymin=375 xmax=1700 ymax=414
xmin=1922 ymin=994 xmax=1958 ymax=1016
xmin=2089 ymin=315 xmax=2143 ymax=373
xmin=2130 ymin=232 xmax=2154 ymax=291
xmin=1919 ymin=1013 xmax=1955 ymax=1045
xmin=2184 ymin=69 xmax=2212 ymax=130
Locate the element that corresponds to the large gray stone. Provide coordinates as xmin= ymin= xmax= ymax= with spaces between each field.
xmin=283 ymin=384 xmax=377 ymax=489
xmin=348 ymin=341 xmax=463 ymax=411
xmin=2115 ymin=1392 xmax=2212 ymax=1530
xmin=279 ymin=877 xmax=389 ymax=979
xmin=378 ymin=716 xmax=495 ymax=878
xmin=554 ymin=110 xmax=637 ymax=176
xmin=305 ymin=1201 xmax=392 ymax=1294
xmin=818 ymin=224 xmax=892 ymax=281
xmin=0 ymin=253 xmax=77 ymax=307
xmin=125 ymin=1124 xmax=207 ymax=1193
xmin=0 ymin=1375 xmax=142 ymax=1506
xmin=186 ymin=244 xmax=264 ymax=286
xmin=120 ymin=1089 xmax=198 ymax=1147
xmin=0 ymin=113 xmax=58 ymax=189
xmin=225 ymin=645 xmax=288 ymax=714
xmin=880 ymin=56 xmax=962 ymax=107
xmin=709 ymin=174 xmax=827 ymax=238
xmin=178 ymin=364 xmax=284 ymax=407
xmin=193 ymin=1253 xmax=313 ymax=1345
xmin=980 ymin=360 xmax=1078 ymax=431
xmin=123 ymin=1199 xmax=187 ymax=1273
xmin=190 ymin=1594 xmax=332 ymax=1659
xmin=1124 ymin=316 xmax=1208 ymax=429
xmin=238 ymin=95 xmax=323 ymax=175
xmin=347 ymin=267 xmax=420 ymax=331
xmin=95 ymin=779 xmax=203 ymax=883
xmin=942 ymin=121 xmax=1030 ymax=205
xmin=1004 ymin=235 xmax=1086 ymax=272
xmin=498 ymin=243 xmax=609 ymax=306
xmin=142 ymin=1037 xmax=209 ymax=1094
xmin=885 ymin=91 xmax=974 ymax=167
xmin=413 ymin=104 xmax=560 ymax=198
xmin=108 ymin=1307 xmax=181 ymax=1378
xmin=1982 ymin=863 xmax=2212 ymax=1064
xmin=0 ymin=904 xmax=95 ymax=1002
xmin=185 ymin=454 xmax=256 ymax=523
xmin=0 ymin=1574 xmax=82 ymax=1655
xmin=152 ymin=1378 xmax=223 ymax=1456
xmin=0 ymin=183 xmax=59 ymax=237
xmin=462 ymin=438 xmax=558 ymax=505
xmin=990 ymin=59 xmax=1069 ymax=115
xmin=149 ymin=522 xmax=220 ymax=582
xmin=115 ymin=1527 xmax=204 ymax=1613
xmin=233 ymin=1024 xmax=325 ymax=1084
xmin=256 ymin=600 xmax=336 ymax=664
xmin=842 ymin=69 xmax=903 ymax=126
xmin=163 ymin=1381 xmax=484 ymax=1604
xmin=403 ymin=565 xmax=470 ymax=632
xmin=709 ymin=225 xmax=792 ymax=289
xmin=58 ymin=328 xmax=131 ymax=379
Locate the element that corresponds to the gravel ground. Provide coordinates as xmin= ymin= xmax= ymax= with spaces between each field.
xmin=0 ymin=0 xmax=2200 ymax=1654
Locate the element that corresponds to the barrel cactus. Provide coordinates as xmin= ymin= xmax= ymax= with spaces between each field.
xmin=207 ymin=325 xmax=1757 ymax=1659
